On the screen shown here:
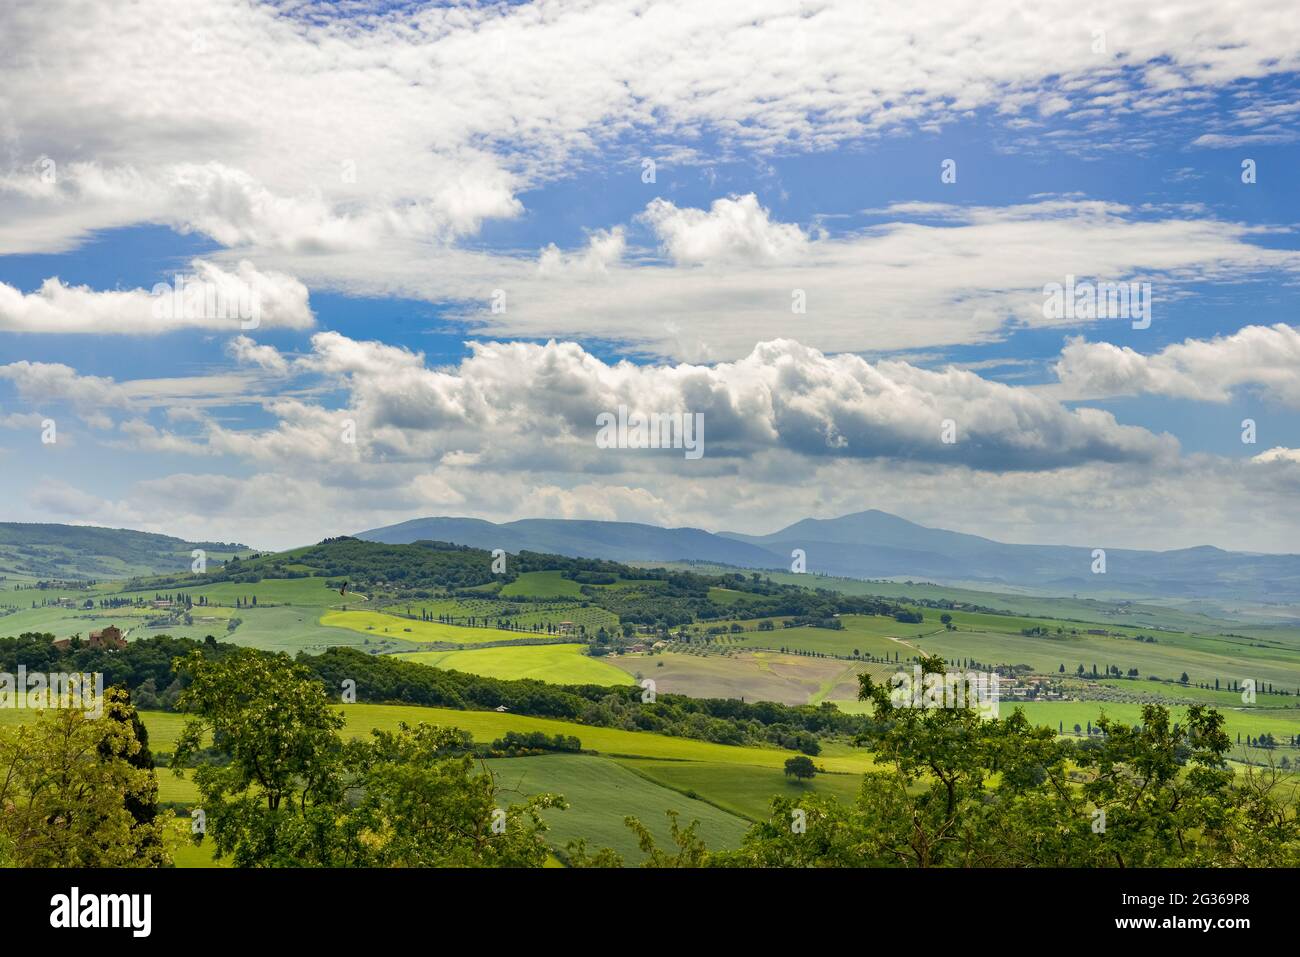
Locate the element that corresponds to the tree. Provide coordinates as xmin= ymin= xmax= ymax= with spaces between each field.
xmin=0 ymin=687 xmax=169 ymax=867
xmin=340 ymin=723 xmax=562 ymax=867
xmin=174 ymin=647 xmax=348 ymax=866
xmin=710 ymin=670 xmax=1300 ymax=869
xmin=174 ymin=647 xmax=560 ymax=867
xmin=784 ymin=755 xmax=816 ymax=780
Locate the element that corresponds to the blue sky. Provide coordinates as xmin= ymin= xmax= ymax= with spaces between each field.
xmin=2 ymin=0 xmax=1299 ymax=552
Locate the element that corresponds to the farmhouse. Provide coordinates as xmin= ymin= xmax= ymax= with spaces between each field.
xmin=51 ymin=625 xmax=127 ymax=652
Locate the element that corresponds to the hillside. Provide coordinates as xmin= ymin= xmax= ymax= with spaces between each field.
xmin=0 ymin=523 xmax=251 ymax=581
xmin=359 ymin=510 xmax=1300 ymax=604
xmin=357 ymin=516 xmax=777 ymax=566
xmin=130 ymin=535 xmax=899 ymax=629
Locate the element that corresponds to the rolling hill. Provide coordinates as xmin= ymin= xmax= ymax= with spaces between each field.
xmin=359 ymin=510 xmax=1300 ymax=604
xmin=0 ymin=523 xmax=251 ymax=581
xmin=357 ymin=516 xmax=777 ymax=566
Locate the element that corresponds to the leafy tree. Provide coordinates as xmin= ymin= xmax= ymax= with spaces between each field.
xmin=339 ymin=723 xmax=562 ymax=867
xmin=784 ymin=755 xmax=816 ymax=780
xmin=0 ymin=687 xmax=168 ymax=867
xmin=711 ymin=663 xmax=1300 ymax=868
xmin=174 ymin=648 xmax=561 ymax=867
xmin=173 ymin=647 xmax=348 ymax=866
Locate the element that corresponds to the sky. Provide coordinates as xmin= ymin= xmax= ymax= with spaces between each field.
xmin=1 ymin=0 xmax=1298 ymax=553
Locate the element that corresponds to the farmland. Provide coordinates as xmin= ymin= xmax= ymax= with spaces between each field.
xmin=0 ymin=698 xmax=869 ymax=866
xmin=607 ymin=648 xmax=861 ymax=706
xmin=6 ymin=533 xmax=1300 ymax=867
xmin=488 ymin=754 xmax=750 ymax=861
xmin=320 ymin=610 xmax=516 ymax=646
xmin=392 ymin=643 xmax=634 ymax=685
xmin=500 ymin=570 xmax=586 ymax=598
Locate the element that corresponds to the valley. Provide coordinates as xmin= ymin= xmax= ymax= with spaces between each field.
xmin=3 ymin=521 xmax=1300 ymax=867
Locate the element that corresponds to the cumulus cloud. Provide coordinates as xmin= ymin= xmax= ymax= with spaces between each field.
xmin=641 ymin=194 xmax=813 ymax=266
xmin=1252 ymin=447 xmax=1300 ymax=465
xmin=537 ymin=228 xmax=626 ymax=276
xmin=1054 ymin=324 xmax=1300 ymax=406
xmin=227 ymin=335 xmax=290 ymax=375
xmin=0 ymin=260 xmax=313 ymax=334
xmin=167 ymin=332 xmax=1176 ymax=472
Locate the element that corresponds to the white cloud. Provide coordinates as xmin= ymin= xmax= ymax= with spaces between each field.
xmin=0 ymin=361 xmax=131 ymax=414
xmin=1252 ymin=447 xmax=1300 ymax=465
xmin=133 ymin=331 xmax=1177 ymax=472
xmin=641 ymin=194 xmax=813 ymax=266
xmin=227 ymin=335 xmax=290 ymax=375
xmin=17 ymin=447 xmax=1300 ymax=554
xmin=0 ymin=260 xmax=313 ymax=334
xmin=1054 ymin=324 xmax=1300 ymax=406
xmin=537 ymin=228 xmax=626 ymax=276
xmin=246 ymin=198 xmax=1300 ymax=360
xmin=4 ymin=0 xmax=1300 ymax=256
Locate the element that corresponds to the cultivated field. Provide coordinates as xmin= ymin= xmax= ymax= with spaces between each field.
xmin=608 ymin=648 xmax=861 ymax=706
xmin=393 ymin=643 xmax=634 ymax=685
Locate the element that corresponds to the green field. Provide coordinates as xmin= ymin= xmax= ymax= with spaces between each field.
xmin=0 ymin=702 xmax=867 ymax=773
xmin=394 ymin=597 xmax=618 ymax=635
xmin=908 ymin=627 xmax=1300 ymax=690
xmin=114 ymin=576 xmax=345 ymax=608
xmin=1091 ymin=677 xmax=1299 ymax=708
xmin=321 ymin=610 xmax=519 ymax=646
xmin=730 ymin=614 xmax=921 ymax=659
xmin=392 ymin=643 xmax=634 ymax=685
xmin=218 ymin=605 xmax=404 ymax=653
xmin=500 ymin=570 xmax=585 ymax=599
xmin=1012 ymin=699 xmax=1300 ymax=747
xmin=331 ymin=703 xmax=873 ymax=773
xmin=721 ymin=609 xmax=1300 ymax=696
xmin=608 ymin=648 xmax=861 ymax=706
xmin=0 ymin=699 xmax=872 ymax=867
xmin=655 ymin=563 xmax=1283 ymax=634
xmin=615 ymin=757 xmax=864 ymax=821
xmin=487 ymin=754 xmax=750 ymax=862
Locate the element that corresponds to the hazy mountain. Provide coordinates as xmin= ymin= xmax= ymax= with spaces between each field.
xmin=356 ymin=516 xmax=777 ymax=566
xmin=358 ymin=510 xmax=1300 ymax=603
xmin=0 ymin=523 xmax=251 ymax=581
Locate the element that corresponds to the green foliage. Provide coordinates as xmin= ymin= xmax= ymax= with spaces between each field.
xmin=173 ymin=649 xmax=560 ymax=867
xmin=709 ymin=657 xmax=1300 ymax=867
xmin=783 ymin=755 xmax=816 ymax=779
xmin=625 ymin=811 xmax=710 ymax=867
xmin=490 ymin=730 xmax=583 ymax=755
xmin=340 ymin=723 xmax=563 ymax=867
xmin=0 ymin=687 xmax=169 ymax=866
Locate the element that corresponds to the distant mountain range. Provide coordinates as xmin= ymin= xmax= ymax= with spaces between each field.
xmin=0 ymin=523 xmax=250 ymax=581
xmin=358 ymin=510 xmax=1300 ymax=604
